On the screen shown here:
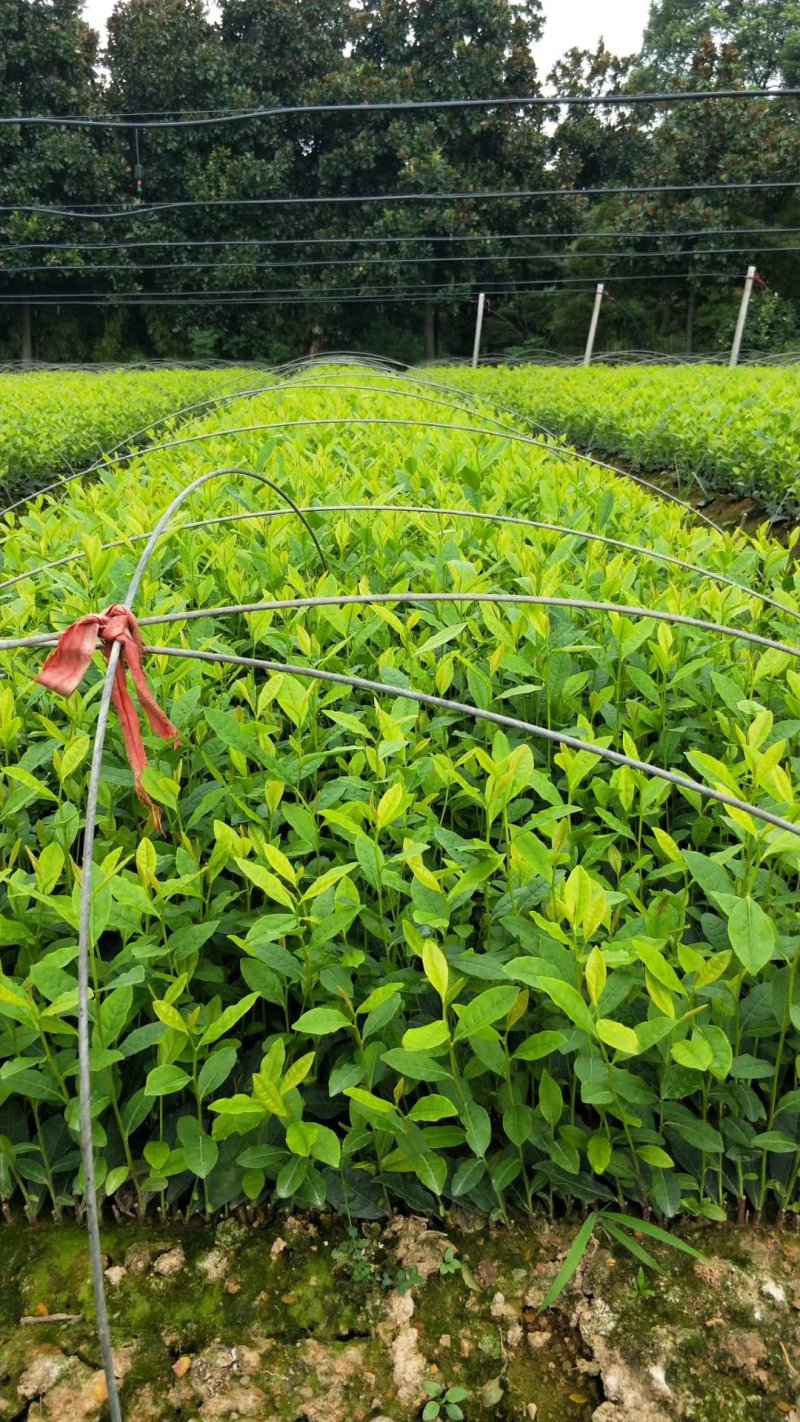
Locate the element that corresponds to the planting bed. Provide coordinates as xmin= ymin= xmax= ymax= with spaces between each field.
xmin=439 ymin=364 xmax=800 ymax=519
xmin=0 ymin=360 xmax=799 ymax=1417
xmin=0 ymin=367 xmax=255 ymax=497
xmin=0 ymin=362 xmax=798 ymax=1222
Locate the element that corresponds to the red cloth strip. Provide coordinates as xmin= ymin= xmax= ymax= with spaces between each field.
xmin=36 ymin=604 xmax=179 ymax=825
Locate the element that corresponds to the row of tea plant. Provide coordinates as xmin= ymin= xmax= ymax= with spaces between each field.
xmin=0 ymin=365 xmax=255 ymax=493
xmin=0 ymin=367 xmax=798 ymax=1224
xmin=440 ymin=364 xmax=800 ymax=517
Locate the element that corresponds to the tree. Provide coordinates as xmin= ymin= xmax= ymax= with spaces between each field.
xmin=568 ymin=36 xmax=800 ymax=354
xmin=0 ymin=0 xmax=123 ymax=358
xmin=314 ymin=0 xmax=547 ymax=358
xmin=547 ymin=46 xmax=648 ymax=193
xmin=641 ymin=0 xmax=800 ymax=85
xmin=2 ymin=0 xmax=800 ymax=360
xmin=220 ymin=0 xmax=352 ymax=99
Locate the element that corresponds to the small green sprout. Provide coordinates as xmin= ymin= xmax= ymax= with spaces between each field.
xmin=422 ymin=1380 xmax=470 ymax=1421
xmin=439 ymin=1247 xmax=462 ymax=1277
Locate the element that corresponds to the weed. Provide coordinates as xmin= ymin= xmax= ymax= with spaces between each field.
xmin=422 ymin=1381 xmax=470 ymax=1421
xmin=439 ymin=1247 xmax=462 ymax=1277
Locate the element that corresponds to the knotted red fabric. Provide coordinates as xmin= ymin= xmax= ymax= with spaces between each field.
xmin=36 ymin=604 xmax=179 ymax=825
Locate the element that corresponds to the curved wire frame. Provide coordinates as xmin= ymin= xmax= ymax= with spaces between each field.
xmin=2 ymin=501 xmax=796 ymax=626
xmin=7 ymin=590 xmax=800 ymax=661
xmin=1 ymin=386 xmax=722 ymax=533
xmin=70 ymin=465 xmax=327 ymax=1422
xmin=144 ymin=642 xmax=800 ymax=840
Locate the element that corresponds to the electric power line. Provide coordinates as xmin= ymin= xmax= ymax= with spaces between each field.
xmin=2 ymin=179 xmax=799 ymax=221
xmin=0 ymin=87 xmax=797 ymax=128
xmin=1 ymin=243 xmax=795 ymax=277
xmin=0 ymin=225 xmax=798 ymax=253
xmin=0 ymin=271 xmax=741 ymax=305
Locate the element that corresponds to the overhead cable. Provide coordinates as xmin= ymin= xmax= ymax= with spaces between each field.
xmin=0 ymin=272 xmax=740 ymax=306
xmin=1 ymin=243 xmax=796 ymax=277
xmin=2 ymin=225 xmax=799 ymax=253
xmin=1 ymin=86 xmax=797 ymax=128
xmin=2 ymin=179 xmax=799 ymax=220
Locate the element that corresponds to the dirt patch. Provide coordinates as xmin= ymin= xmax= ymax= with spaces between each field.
xmin=379 ymin=1289 xmax=427 ymax=1405
xmin=0 ymin=1217 xmax=799 ymax=1421
xmin=598 ymin=455 xmax=778 ymax=534
xmin=385 ymin=1214 xmax=452 ymax=1280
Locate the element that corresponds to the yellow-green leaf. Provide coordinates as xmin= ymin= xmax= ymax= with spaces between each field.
xmin=422 ymin=941 xmax=449 ymax=1001
xmin=235 ymin=857 xmax=295 ymax=910
xmin=585 ymin=948 xmax=607 ymax=1008
xmin=375 ymin=782 xmax=405 ymax=831
xmin=260 ymin=843 xmax=297 ymax=885
xmin=153 ymin=1000 xmax=188 ymax=1034
xmin=596 ymin=1018 xmax=639 ymax=1055
xmin=58 ymin=735 xmax=90 ymax=782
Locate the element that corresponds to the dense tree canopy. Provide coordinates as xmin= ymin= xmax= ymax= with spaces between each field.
xmin=1 ymin=0 xmax=799 ymax=361
xmin=640 ymin=0 xmax=800 ymax=86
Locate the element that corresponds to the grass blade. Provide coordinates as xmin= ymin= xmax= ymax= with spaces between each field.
xmin=602 ymin=1219 xmax=662 ymax=1272
xmin=604 ymin=1212 xmax=704 ymax=1259
xmin=538 ymin=1212 xmax=599 ymax=1312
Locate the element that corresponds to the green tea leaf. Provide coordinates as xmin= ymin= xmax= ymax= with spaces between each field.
xmin=286 ymin=1121 xmax=317 ymax=1157
xmin=414 ymin=1149 xmax=446 ymax=1195
xmin=596 ymin=1019 xmax=639 ymax=1055
xmin=345 ymin=1087 xmax=396 ymax=1115
xmin=752 ymin=1131 xmax=797 ymax=1153
xmin=375 ymin=782 xmax=405 ymax=830
xmin=153 ymin=1000 xmax=187 ymax=1035
xmin=537 ymin=978 xmax=596 ymax=1037
xmin=587 ymin=1134 xmax=612 ymax=1174
xmin=58 ymin=735 xmax=90 ymax=782
xmin=275 ymin=1155 xmax=308 ymax=1198
xmin=727 ymin=897 xmax=775 ymax=975
xmin=462 ymin=1097 xmax=491 ymax=1157
xmin=198 ymin=1045 xmax=237 ymax=1099
xmin=200 ymin=992 xmax=258 ymax=1046
xmin=402 ymin=1021 xmax=450 ymax=1052
xmin=144 ymin=1065 xmax=190 ymax=1097
xmin=671 ymin=1035 xmax=713 ymax=1072
xmin=381 ymin=1049 xmax=453 ymax=1083
xmin=452 ymin=986 xmax=518 ymax=1042
xmin=236 ymin=858 xmax=296 ymax=911
xmin=637 ymin=1145 xmax=674 ymax=1168
xmin=422 ymin=941 xmax=449 ymax=1000
xmin=178 ymin=1118 xmax=219 ymax=1179
xmin=539 ymin=1069 xmax=563 ymax=1127
xmin=293 ymin=1007 xmax=350 ymax=1036
xmin=514 ymin=1030 xmax=567 ymax=1061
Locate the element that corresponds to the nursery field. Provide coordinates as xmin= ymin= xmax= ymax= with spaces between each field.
xmin=0 ymin=366 xmax=256 ymax=496
xmin=440 ymin=364 xmax=800 ymax=518
xmin=1 ymin=362 xmax=800 ymax=1418
xmin=0 ymin=361 xmax=798 ymax=1225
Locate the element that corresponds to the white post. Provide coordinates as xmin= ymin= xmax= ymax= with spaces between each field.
xmin=471 ymin=291 xmax=486 ymax=368
xmin=583 ymin=283 xmax=604 ymax=365
xmin=729 ymin=265 xmax=757 ymax=368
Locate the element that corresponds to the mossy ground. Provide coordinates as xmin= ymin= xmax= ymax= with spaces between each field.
xmin=0 ymin=1215 xmax=798 ymax=1421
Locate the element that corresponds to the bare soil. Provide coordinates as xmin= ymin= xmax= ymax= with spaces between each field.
xmin=612 ymin=458 xmax=786 ymax=538
xmin=1 ymin=1215 xmax=798 ymax=1422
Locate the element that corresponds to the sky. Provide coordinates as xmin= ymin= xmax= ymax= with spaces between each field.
xmin=535 ymin=0 xmax=651 ymax=75
xmin=82 ymin=0 xmax=653 ymax=74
